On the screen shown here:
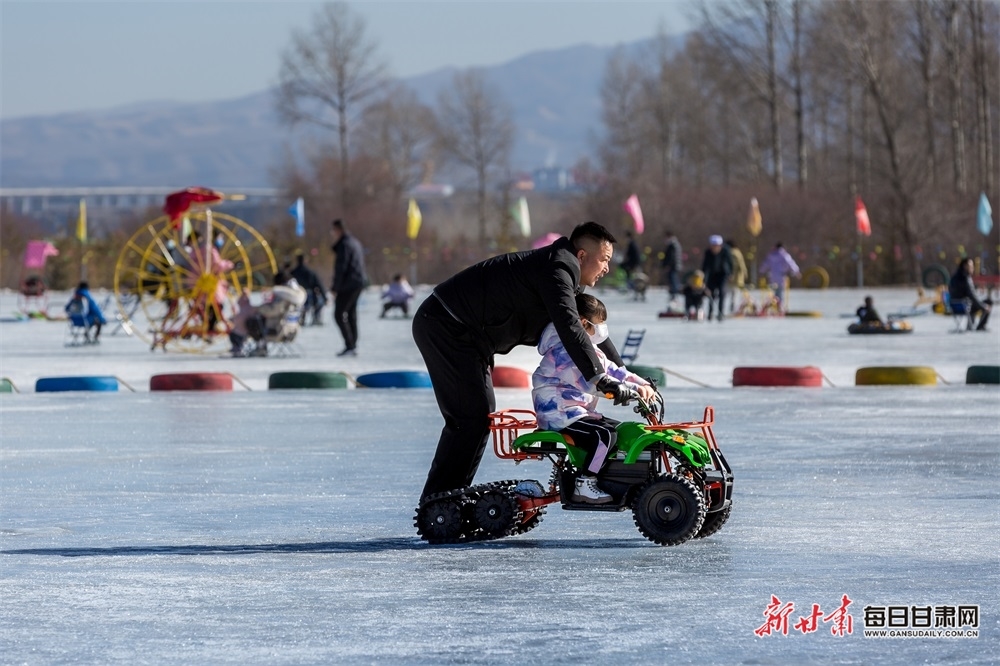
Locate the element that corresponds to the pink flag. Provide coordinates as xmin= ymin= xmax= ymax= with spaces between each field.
xmin=23 ymin=240 xmax=59 ymax=269
xmin=855 ymin=196 xmax=871 ymax=236
xmin=624 ymin=194 xmax=644 ymax=235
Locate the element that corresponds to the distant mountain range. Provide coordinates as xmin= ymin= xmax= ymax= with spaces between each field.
xmin=0 ymin=37 xmax=677 ymax=189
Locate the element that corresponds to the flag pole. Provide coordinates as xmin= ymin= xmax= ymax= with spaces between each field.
xmin=411 ymin=239 xmax=418 ymax=285
xmin=856 ymin=231 xmax=864 ymax=288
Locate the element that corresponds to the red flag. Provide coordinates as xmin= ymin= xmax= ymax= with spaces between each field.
xmin=855 ymin=196 xmax=871 ymax=236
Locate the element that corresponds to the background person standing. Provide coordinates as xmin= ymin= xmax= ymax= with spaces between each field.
xmin=660 ymin=230 xmax=683 ymax=302
xmin=330 ymin=219 xmax=367 ymax=356
xmin=701 ymin=234 xmax=732 ymax=321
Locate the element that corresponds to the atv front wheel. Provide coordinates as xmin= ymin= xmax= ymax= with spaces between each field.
xmin=632 ymin=474 xmax=705 ymax=546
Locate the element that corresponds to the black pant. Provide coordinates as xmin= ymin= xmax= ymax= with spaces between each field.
xmin=333 ymin=287 xmax=362 ymax=350
xmin=707 ymin=280 xmax=726 ymax=319
xmin=382 ymin=301 xmax=409 ymax=317
xmin=973 ymin=299 xmax=992 ymax=330
xmin=412 ymin=296 xmax=495 ymax=500
xmin=561 ymin=417 xmax=619 ymax=475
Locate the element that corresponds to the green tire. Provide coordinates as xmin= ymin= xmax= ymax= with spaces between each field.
xmin=966 ymin=365 xmax=1000 ymax=385
xmin=627 ymin=364 xmax=666 ymax=388
xmin=268 ymin=371 xmax=352 ymax=390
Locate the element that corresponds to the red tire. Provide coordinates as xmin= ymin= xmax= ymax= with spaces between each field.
xmin=150 ymin=372 xmax=233 ymax=392
xmin=492 ymin=366 xmax=531 ymax=388
xmin=732 ymin=366 xmax=823 ymax=387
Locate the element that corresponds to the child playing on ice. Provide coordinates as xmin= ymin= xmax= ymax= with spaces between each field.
xmin=531 ymin=293 xmax=656 ymax=504
xmin=380 ymin=273 xmax=415 ymax=318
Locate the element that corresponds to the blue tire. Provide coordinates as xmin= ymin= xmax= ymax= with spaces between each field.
xmin=355 ymin=371 xmax=432 ymax=388
xmin=36 ymin=376 xmax=119 ymax=392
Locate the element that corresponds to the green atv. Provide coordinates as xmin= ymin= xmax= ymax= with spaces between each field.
xmin=414 ymin=388 xmax=733 ymax=546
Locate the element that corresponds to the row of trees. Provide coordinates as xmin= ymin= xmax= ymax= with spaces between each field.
xmin=592 ymin=0 xmax=998 ymax=285
xmin=273 ymin=0 xmax=997 ymax=287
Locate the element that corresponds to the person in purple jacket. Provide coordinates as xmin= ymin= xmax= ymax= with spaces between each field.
xmin=759 ymin=242 xmax=801 ymax=312
xmin=532 ymin=294 xmax=654 ymax=504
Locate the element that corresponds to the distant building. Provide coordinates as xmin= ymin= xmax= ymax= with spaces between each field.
xmin=0 ymin=187 xmax=283 ymax=234
xmin=531 ymin=167 xmax=578 ymax=193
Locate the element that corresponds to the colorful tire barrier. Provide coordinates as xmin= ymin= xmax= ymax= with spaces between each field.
xmin=732 ymin=366 xmax=823 ymax=387
xmin=855 ymin=366 xmax=937 ymax=386
xmin=921 ymin=264 xmax=950 ymax=289
xmin=35 ymin=376 xmax=119 ymax=392
xmin=355 ymin=371 xmax=432 ymax=388
xmin=966 ymin=365 xmax=1000 ymax=385
xmin=627 ymin=364 xmax=667 ymax=387
xmin=784 ymin=310 xmax=823 ymax=318
xmin=491 ymin=366 xmax=531 ymax=388
xmin=150 ymin=372 xmax=234 ymax=392
xmin=268 ymin=371 xmax=352 ymax=390
xmin=801 ymin=266 xmax=830 ymax=289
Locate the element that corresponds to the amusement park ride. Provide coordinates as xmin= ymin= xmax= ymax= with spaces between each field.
xmin=111 ymin=187 xmax=277 ymax=353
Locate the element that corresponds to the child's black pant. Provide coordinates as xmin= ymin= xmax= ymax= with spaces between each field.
xmin=560 ymin=417 xmax=619 ymax=475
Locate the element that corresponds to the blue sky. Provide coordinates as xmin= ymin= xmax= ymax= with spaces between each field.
xmin=0 ymin=1 xmax=692 ymax=120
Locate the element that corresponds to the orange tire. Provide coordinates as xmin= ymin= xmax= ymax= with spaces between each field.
xmin=732 ymin=366 xmax=823 ymax=387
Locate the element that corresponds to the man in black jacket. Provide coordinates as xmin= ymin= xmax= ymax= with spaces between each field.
xmin=330 ymin=219 xmax=367 ymax=355
xmin=948 ymin=257 xmax=992 ymax=331
xmin=413 ymin=222 xmax=626 ymax=501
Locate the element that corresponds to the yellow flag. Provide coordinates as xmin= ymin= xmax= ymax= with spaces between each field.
xmin=76 ymin=199 xmax=87 ymax=242
xmin=747 ymin=197 xmax=762 ymax=237
xmin=406 ymin=198 xmax=422 ymax=240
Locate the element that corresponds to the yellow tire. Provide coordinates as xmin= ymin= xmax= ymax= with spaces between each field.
xmin=801 ymin=266 xmax=830 ymax=289
xmin=855 ymin=366 xmax=937 ymax=386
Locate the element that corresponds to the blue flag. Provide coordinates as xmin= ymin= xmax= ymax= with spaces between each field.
xmin=977 ymin=192 xmax=993 ymax=236
xmin=288 ymin=197 xmax=305 ymax=237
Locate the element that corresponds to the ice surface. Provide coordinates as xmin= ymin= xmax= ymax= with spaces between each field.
xmin=1 ymin=286 xmax=998 ymax=664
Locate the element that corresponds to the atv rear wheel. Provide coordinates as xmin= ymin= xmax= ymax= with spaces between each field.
xmin=632 ymin=474 xmax=705 ymax=546
xmin=415 ymin=498 xmax=464 ymax=543
xmin=694 ymin=505 xmax=731 ymax=539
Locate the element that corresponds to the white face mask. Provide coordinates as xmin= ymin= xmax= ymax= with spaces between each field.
xmin=587 ymin=321 xmax=609 ymax=345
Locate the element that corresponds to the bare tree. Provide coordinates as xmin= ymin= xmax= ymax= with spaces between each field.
xmin=940 ymin=0 xmax=968 ymax=192
xmin=354 ymin=83 xmax=437 ymax=204
xmin=969 ymin=0 xmax=997 ymax=198
xmin=433 ymin=69 xmax=514 ymax=245
xmin=698 ymin=0 xmax=787 ymax=189
xmin=277 ymin=2 xmax=388 ymax=214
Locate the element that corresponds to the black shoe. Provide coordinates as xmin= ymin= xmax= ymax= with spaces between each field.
xmin=337 ymin=348 xmax=357 ymax=357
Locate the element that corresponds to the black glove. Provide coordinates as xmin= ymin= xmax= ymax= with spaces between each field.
xmin=596 ymin=376 xmax=633 ymax=406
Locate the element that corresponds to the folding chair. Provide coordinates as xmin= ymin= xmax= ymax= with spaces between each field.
xmin=950 ymin=299 xmax=973 ymax=332
xmin=65 ymin=300 xmax=91 ymax=346
xmin=619 ymin=328 xmax=646 ymax=364
xmin=239 ymin=306 xmax=302 ymax=358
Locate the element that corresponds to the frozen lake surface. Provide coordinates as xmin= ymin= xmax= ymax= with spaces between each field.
xmin=2 ymin=286 xmax=998 ymax=664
